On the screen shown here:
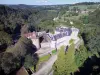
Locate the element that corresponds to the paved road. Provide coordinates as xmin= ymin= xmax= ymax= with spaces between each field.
xmin=32 ymin=55 xmax=57 ymax=75
xmin=35 ymin=47 xmax=54 ymax=57
xmin=49 ymin=70 xmax=54 ymax=75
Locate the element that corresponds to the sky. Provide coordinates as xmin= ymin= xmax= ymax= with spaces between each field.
xmin=0 ymin=0 xmax=100 ymax=5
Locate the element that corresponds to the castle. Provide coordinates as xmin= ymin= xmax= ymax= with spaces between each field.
xmin=25 ymin=26 xmax=80 ymax=50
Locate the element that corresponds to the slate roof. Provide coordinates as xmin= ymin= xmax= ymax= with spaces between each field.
xmin=48 ymin=27 xmax=72 ymax=41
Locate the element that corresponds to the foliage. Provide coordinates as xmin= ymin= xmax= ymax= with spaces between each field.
xmin=53 ymin=44 xmax=78 ymax=75
xmin=53 ymin=43 xmax=89 ymax=75
xmin=0 ymin=31 xmax=12 ymax=46
xmin=0 ymin=5 xmax=58 ymax=74
xmin=89 ymin=9 xmax=100 ymax=25
xmin=0 ymin=31 xmax=13 ymax=52
xmin=0 ymin=53 xmax=4 ymax=69
xmin=0 ymin=5 xmax=58 ymax=33
xmin=82 ymin=24 xmax=100 ymax=55
xmin=77 ymin=8 xmax=100 ymax=57
xmin=37 ymin=20 xmax=55 ymax=32
xmin=1 ymin=52 xmax=20 ymax=74
xmin=75 ymin=45 xmax=88 ymax=67
xmin=74 ymin=2 xmax=100 ymax=5
xmin=70 ymin=11 xmax=79 ymax=16
xmin=24 ymin=54 xmax=34 ymax=68
xmin=0 ymin=37 xmax=38 ymax=74
xmin=80 ymin=15 xmax=89 ymax=24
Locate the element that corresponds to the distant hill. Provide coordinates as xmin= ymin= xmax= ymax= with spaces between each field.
xmin=74 ymin=2 xmax=100 ymax=5
xmin=1 ymin=2 xmax=100 ymax=11
xmin=6 ymin=4 xmax=70 ymax=10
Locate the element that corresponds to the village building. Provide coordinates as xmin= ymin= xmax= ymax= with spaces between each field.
xmin=25 ymin=26 xmax=80 ymax=50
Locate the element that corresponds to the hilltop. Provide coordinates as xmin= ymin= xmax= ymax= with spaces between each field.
xmin=0 ymin=2 xmax=100 ymax=75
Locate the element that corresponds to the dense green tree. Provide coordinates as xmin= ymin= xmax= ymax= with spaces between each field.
xmin=0 ymin=31 xmax=13 ymax=52
xmin=0 ymin=36 xmax=38 ymax=74
xmin=53 ymin=44 xmax=78 ymax=75
xmin=0 ymin=31 xmax=12 ymax=46
xmin=0 ymin=5 xmax=58 ymax=35
xmin=37 ymin=20 xmax=55 ymax=32
xmin=1 ymin=52 xmax=20 ymax=74
xmin=82 ymin=24 xmax=100 ymax=55
xmin=75 ymin=45 xmax=88 ymax=67
xmin=89 ymin=8 xmax=100 ymax=25
xmin=24 ymin=54 xmax=34 ymax=68
xmin=6 ymin=36 xmax=36 ymax=56
xmin=80 ymin=15 xmax=89 ymax=24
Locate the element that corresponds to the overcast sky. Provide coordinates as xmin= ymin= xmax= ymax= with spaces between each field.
xmin=0 ymin=0 xmax=100 ymax=5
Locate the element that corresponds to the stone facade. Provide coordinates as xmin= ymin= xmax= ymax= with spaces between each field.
xmin=25 ymin=26 xmax=79 ymax=50
xmin=48 ymin=26 xmax=79 ymax=49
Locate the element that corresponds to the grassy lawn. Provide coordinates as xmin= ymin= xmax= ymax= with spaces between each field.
xmin=39 ymin=54 xmax=51 ymax=63
xmin=69 ymin=39 xmax=74 ymax=44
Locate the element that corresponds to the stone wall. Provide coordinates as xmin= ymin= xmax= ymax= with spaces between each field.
xmin=41 ymin=42 xmax=50 ymax=48
xmin=31 ymin=38 xmax=40 ymax=49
